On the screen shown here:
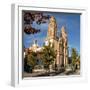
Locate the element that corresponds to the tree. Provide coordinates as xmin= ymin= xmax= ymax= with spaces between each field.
xmin=71 ymin=48 xmax=78 ymax=71
xmin=75 ymin=55 xmax=80 ymax=69
xmin=23 ymin=11 xmax=50 ymax=35
xmin=42 ymin=43 xmax=56 ymax=71
xmin=78 ymin=55 xmax=80 ymax=64
xmin=27 ymin=51 xmax=37 ymax=72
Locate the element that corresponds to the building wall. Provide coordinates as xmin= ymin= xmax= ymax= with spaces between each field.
xmin=47 ymin=16 xmax=68 ymax=67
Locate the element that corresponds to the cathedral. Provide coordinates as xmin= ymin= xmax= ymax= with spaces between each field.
xmin=25 ymin=16 xmax=68 ymax=69
xmin=45 ymin=16 xmax=68 ymax=67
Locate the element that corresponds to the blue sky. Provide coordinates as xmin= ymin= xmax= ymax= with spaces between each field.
xmin=24 ymin=12 xmax=80 ymax=56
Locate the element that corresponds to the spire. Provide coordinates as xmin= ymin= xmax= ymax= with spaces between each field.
xmin=60 ymin=26 xmax=67 ymax=38
xmin=34 ymin=40 xmax=37 ymax=45
xmin=61 ymin=26 xmax=66 ymax=34
xmin=32 ymin=40 xmax=38 ymax=47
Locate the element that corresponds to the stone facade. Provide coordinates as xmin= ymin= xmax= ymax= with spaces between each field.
xmin=45 ymin=16 xmax=68 ymax=67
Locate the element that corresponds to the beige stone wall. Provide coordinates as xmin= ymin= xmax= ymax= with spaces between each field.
xmin=47 ymin=16 xmax=57 ymax=40
xmin=46 ymin=16 xmax=68 ymax=67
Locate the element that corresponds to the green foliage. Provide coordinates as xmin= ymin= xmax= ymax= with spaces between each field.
xmin=76 ymin=55 xmax=80 ymax=67
xmin=27 ymin=52 xmax=37 ymax=68
xmin=42 ymin=43 xmax=56 ymax=70
xmin=71 ymin=48 xmax=78 ymax=66
xmin=71 ymin=48 xmax=80 ymax=71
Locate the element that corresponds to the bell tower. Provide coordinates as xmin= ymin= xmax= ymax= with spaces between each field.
xmin=61 ymin=26 xmax=68 ymax=66
xmin=47 ymin=16 xmax=57 ymax=40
